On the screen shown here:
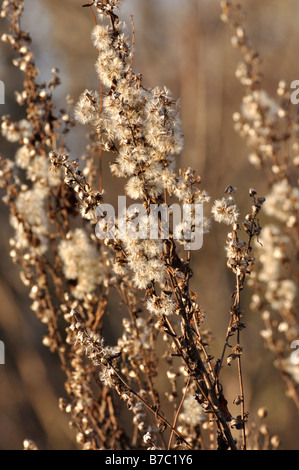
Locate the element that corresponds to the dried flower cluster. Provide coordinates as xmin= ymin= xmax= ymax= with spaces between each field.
xmin=221 ymin=1 xmax=299 ymax=411
xmin=0 ymin=0 xmax=296 ymax=451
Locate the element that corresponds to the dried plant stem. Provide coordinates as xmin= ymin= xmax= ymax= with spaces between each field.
xmin=235 ymin=274 xmax=246 ymax=450
xmin=87 ymin=0 xmax=97 ymax=26
xmin=162 ymin=309 xmax=237 ymax=450
xmin=130 ymin=15 xmax=135 ymax=69
xmin=236 ymin=330 xmax=246 ymax=449
xmin=112 ymin=369 xmax=191 ymax=448
xmin=168 ymin=377 xmax=191 ymax=450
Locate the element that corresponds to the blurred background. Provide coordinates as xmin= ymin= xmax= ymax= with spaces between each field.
xmin=0 ymin=0 xmax=298 ymax=450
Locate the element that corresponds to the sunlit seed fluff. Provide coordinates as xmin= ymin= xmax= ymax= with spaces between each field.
xmin=99 ymin=367 xmax=116 ymax=387
xmin=140 ymin=239 xmax=163 ymax=257
xmin=116 ymin=152 xmax=137 ymax=177
xmin=79 ymin=204 xmax=97 ymax=223
xmin=75 ymin=89 xmax=100 ymax=125
xmin=146 ymin=295 xmax=176 ymax=316
xmin=18 ymin=119 xmax=32 ymax=138
xmin=145 ymin=179 xmax=164 ymax=199
xmin=12 ymin=184 xmax=50 ymax=254
xmin=202 ymin=217 xmax=212 ymax=234
xmin=194 ymin=189 xmax=211 ymax=205
xmin=126 ymin=211 xmax=148 ymax=239
xmin=256 ymin=224 xmax=289 ymax=283
xmin=144 ymin=119 xmax=183 ymax=156
xmin=211 ymin=197 xmax=240 ymax=225
xmin=241 ymin=90 xmax=282 ymax=127
xmin=248 ymin=152 xmax=262 ymax=169
xmin=15 ymin=186 xmax=49 ymax=231
xmin=117 ymin=78 xmax=147 ymax=111
xmin=263 ymin=179 xmax=299 ymax=223
xmin=2 ymin=118 xmax=32 ymax=143
xmin=95 ymin=49 xmax=124 ymax=87
xmin=58 ymin=228 xmax=104 ymax=299
xmin=91 ymin=24 xmax=113 ymax=51
xmin=143 ymin=87 xmax=184 ymax=155
xmin=15 ymin=145 xmax=32 ymax=169
xmin=179 ymin=394 xmax=206 ymax=427
xmin=129 ymin=257 xmax=165 ymax=290
xmin=125 ymin=176 xmax=145 ymax=200
xmin=10 ymin=213 xmax=48 ymax=255
xmin=265 ymin=279 xmax=297 ymax=312
xmin=26 ymin=155 xmax=61 ymax=186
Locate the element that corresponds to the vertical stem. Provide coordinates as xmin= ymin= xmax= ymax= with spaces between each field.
xmin=235 ymin=274 xmax=246 ymax=450
xmin=87 ymin=1 xmax=97 ymax=26
xmin=168 ymin=377 xmax=191 ymax=450
xmin=99 ymin=82 xmax=103 ymax=193
xmin=237 ymin=335 xmax=246 ymax=449
xmin=130 ymin=15 xmax=135 ymax=69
